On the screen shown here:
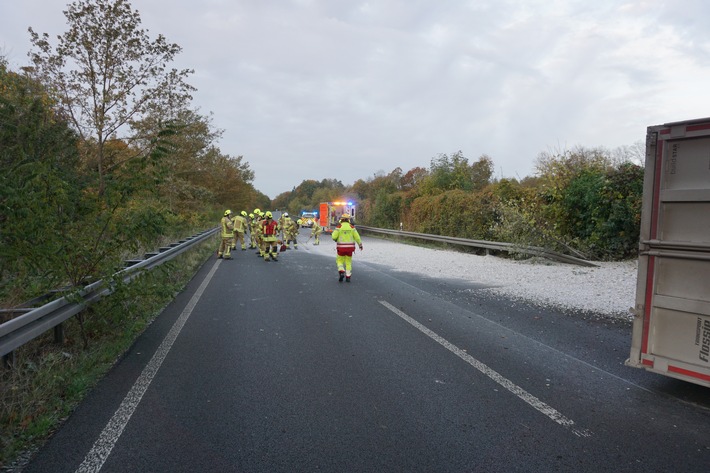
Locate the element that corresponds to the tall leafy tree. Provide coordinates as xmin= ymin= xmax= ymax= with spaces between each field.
xmin=0 ymin=58 xmax=84 ymax=302
xmin=424 ymin=150 xmax=473 ymax=193
xmin=4 ymin=0 xmax=201 ymax=304
xmin=400 ymin=166 xmax=428 ymax=191
xmin=144 ymin=109 xmax=257 ymax=219
xmin=28 ymin=0 xmax=194 ymax=196
xmin=470 ymin=154 xmax=494 ymax=191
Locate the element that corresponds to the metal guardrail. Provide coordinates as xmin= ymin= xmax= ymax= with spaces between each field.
xmin=0 ymin=228 xmax=219 ymax=363
xmin=356 ymin=226 xmax=599 ymax=268
xmin=1 ymin=224 xmax=595 ymax=364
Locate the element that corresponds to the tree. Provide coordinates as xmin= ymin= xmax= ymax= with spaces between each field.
xmin=533 ymin=145 xmax=643 ymax=259
xmin=370 ymin=189 xmax=402 ymax=229
xmin=366 ymin=169 xmax=399 ymax=197
xmin=4 ymin=0 xmax=202 ymax=306
xmin=294 ymin=179 xmax=320 ymax=201
xmin=388 ymin=167 xmax=403 ymax=190
xmin=423 ymin=150 xmax=473 ymax=193
xmin=271 ymin=191 xmax=292 ymax=211
xmin=28 ymin=0 xmax=194 ymax=196
xmin=0 ymin=58 xmax=83 ymax=302
xmin=400 ymin=166 xmax=428 ymax=191
xmin=470 ymin=154 xmax=494 ymax=191
xmin=563 ymin=162 xmax=643 ymax=259
xmin=319 ymin=178 xmax=345 ymax=191
xmin=349 ymin=179 xmax=370 ymax=201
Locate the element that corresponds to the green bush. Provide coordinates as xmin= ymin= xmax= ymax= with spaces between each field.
xmin=369 ymin=189 xmax=403 ymax=229
xmin=406 ymin=189 xmax=497 ymax=240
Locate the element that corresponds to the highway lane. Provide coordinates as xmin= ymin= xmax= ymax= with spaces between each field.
xmin=21 ymin=232 xmax=710 ymax=472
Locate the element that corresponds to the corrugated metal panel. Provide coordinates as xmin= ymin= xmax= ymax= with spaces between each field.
xmin=627 ymin=118 xmax=710 ymax=387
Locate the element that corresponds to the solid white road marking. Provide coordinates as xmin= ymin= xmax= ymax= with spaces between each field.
xmin=75 ymin=261 xmax=222 ymax=473
xmin=378 ymin=300 xmax=592 ymax=438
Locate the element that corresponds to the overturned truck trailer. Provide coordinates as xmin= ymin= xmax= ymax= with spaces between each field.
xmin=626 ymin=117 xmax=710 ymax=387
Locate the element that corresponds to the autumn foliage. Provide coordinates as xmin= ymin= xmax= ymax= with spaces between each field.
xmin=277 ymin=148 xmax=644 ymax=263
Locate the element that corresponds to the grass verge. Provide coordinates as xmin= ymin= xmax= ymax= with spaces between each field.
xmin=0 ymin=238 xmax=216 ymax=471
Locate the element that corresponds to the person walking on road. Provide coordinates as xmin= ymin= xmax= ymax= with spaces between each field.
xmin=331 ymin=213 xmax=362 ymax=282
xmin=260 ymin=211 xmax=280 ymax=261
xmin=218 ymin=209 xmax=234 ymax=259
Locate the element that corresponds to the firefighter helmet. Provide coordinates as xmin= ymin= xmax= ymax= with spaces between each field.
xmin=241 ymin=210 xmax=247 ymax=217
xmin=340 ymin=213 xmax=350 ymax=221
xmin=265 ymin=211 xmax=273 ymax=218
xmin=297 ymin=219 xmax=302 ymax=225
xmin=254 ymin=208 xmax=261 ymax=215
xmin=224 ymin=209 xmax=232 ymax=216
xmin=249 ymin=213 xmax=254 ymax=219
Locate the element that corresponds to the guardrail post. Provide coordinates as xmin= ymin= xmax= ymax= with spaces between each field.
xmin=3 ymin=351 xmax=15 ymax=369
xmin=54 ymin=323 xmax=65 ymax=345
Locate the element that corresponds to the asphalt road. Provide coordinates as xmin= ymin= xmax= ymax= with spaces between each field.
xmin=20 ymin=230 xmax=710 ymax=472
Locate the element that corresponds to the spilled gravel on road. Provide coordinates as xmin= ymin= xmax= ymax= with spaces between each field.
xmin=307 ymin=234 xmax=637 ymax=319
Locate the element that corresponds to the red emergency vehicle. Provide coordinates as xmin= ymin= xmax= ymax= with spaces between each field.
xmin=318 ymin=201 xmax=357 ymax=233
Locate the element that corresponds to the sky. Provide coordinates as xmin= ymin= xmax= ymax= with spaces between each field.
xmin=2 ymin=1 xmax=710 ymax=199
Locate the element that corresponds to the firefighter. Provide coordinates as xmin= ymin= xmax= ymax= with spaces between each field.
xmin=278 ymin=211 xmax=289 ymax=235
xmin=279 ymin=212 xmax=293 ymax=248
xmin=248 ymin=213 xmax=257 ymax=249
xmin=261 ymin=211 xmax=279 ymax=261
xmin=331 ymin=213 xmax=362 ymax=282
xmin=288 ymin=219 xmax=301 ymax=250
xmin=311 ymin=219 xmax=323 ymax=245
xmin=253 ymin=209 xmax=264 ymax=255
xmin=218 ymin=209 xmax=234 ymax=259
xmin=232 ymin=210 xmax=248 ymax=251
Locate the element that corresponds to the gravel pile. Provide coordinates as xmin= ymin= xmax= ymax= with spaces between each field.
xmin=309 ymin=235 xmax=638 ymax=320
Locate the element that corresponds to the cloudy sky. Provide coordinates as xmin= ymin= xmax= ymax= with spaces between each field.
xmin=2 ymin=0 xmax=710 ymax=199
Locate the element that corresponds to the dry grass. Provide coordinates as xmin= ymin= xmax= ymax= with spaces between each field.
xmin=0 ymin=238 xmax=215 ymax=471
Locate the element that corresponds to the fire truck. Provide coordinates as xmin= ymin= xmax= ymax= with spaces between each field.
xmin=318 ymin=200 xmax=357 ymax=233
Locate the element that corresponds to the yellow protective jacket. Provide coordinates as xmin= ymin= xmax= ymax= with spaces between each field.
xmin=221 ymin=216 xmax=234 ymax=238
xmin=287 ymin=220 xmax=299 ymax=238
xmin=232 ymin=215 xmax=247 ymax=233
xmin=332 ymin=222 xmax=361 ymax=256
xmin=250 ymin=217 xmax=260 ymax=235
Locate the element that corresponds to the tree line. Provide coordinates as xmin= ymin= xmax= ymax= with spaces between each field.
xmin=273 ymin=147 xmax=645 ymax=262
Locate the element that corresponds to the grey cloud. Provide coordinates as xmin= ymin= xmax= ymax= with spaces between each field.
xmin=3 ymin=0 xmax=710 ymax=198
